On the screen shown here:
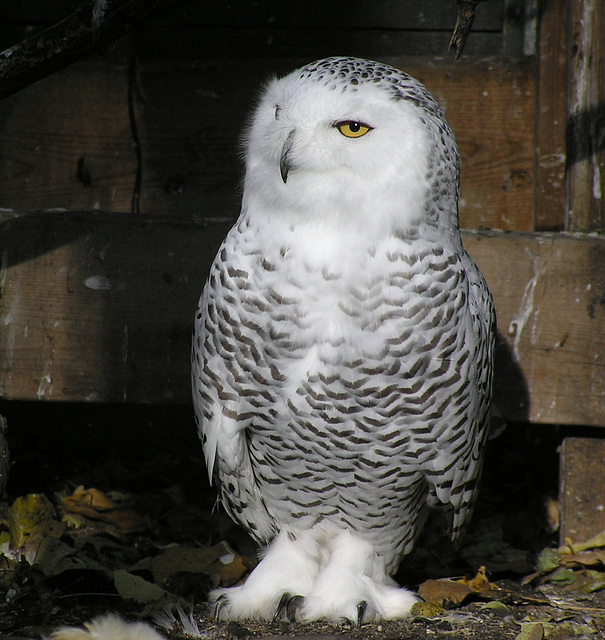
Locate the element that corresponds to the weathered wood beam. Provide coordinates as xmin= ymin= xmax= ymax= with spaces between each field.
xmin=0 ymin=211 xmax=603 ymax=427
xmin=0 ymin=0 xmax=188 ymax=100
xmin=566 ymin=0 xmax=605 ymax=231
xmin=0 ymin=57 xmax=536 ymax=230
xmin=535 ymin=0 xmax=567 ymax=231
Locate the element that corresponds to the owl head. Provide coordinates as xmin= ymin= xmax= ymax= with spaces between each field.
xmin=242 ymin=57 xmax=461 ymax=237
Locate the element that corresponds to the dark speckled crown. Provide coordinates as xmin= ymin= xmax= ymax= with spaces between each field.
xmin=296 ymin=57 xmax=445 ymax=120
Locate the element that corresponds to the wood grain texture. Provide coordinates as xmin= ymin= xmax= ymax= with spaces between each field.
xmin=465 ymin=230 xmax=605 ymax=427
xmin=412 ymin=61 xmax=535 ymax=231
xmin=0 ymin=56 xmax=535 ymax=231
xmin=560 ymin=438 xmax=605 ymax=544
xmin=0 ymin=0 xmax=510 ymax=60
xmin=535 ymin=0 xmax=567 ymax=231
xmin=567 ymin=0 xmax=605 ymax=232
xmin=0 ymin=212 xmax=603 ymax=427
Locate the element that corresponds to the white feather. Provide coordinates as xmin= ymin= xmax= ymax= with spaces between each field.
xmin=49 ymin=615 xmax=166 ymax=640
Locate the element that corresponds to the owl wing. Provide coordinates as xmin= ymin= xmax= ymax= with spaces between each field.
xmin=425 ymin=251 xmax=495 ymax=540
xmin=191 ymin=243 xmax=277 ymax=543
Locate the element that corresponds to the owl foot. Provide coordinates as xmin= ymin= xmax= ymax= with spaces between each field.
xmin=209 ymin=529 xmax=319 ymax=621
xmin=298 ymin=527 xmax=419 ymax=623
xmin=273 ymin=594 xmax=367 ymax=625
xmin=300 ymin=576 xmax=417 ymax=623
xmin=273 ymin=592 xmax=305 ymax=622
xmin=209 ymin=524 xmax=418 ymax=623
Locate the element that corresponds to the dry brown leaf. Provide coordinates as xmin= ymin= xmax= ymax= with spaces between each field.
xmin=131 ymin=541 xmax=248 ymax=588
xmin=418 ymin=578 xmax=474 ymax=605
xmin=418 ymin=566 xmax=501 ymax=606
xmin=559 ymin=549 xmax=605 ymax=568
xmin=33 ymin=536 xmax=110 ymax=579
xmin=60 ymin=486 xmax=147 ymax=535
xmin=70 ymin=486 xmax=117 ymax=510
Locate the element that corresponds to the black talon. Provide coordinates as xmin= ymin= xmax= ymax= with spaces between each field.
xmin=356 ymin=600 xmax=367 ymax=626
xmin=214 ymin=594 xmax=228 ymax=621
xmin=286 ymin=594 xmax=305 ymax=622
xmin=273 ymin=592 xmax=292 ymax=622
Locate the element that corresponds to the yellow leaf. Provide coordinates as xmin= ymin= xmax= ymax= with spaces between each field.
xmin=8 ymin=494 xmax=63 ymax=549
xmin=459 ymin=566 xmax=499 ymax=594
xmin=70 ymin=486 xmax=117 ymax=510
xmin=410 ymin=601 xmax=445 ymax=617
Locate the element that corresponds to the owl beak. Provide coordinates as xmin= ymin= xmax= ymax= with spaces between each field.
xmin=280 ymin=129 xmax=296 ymax=183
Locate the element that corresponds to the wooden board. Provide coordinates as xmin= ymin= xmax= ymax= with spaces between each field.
xmin=535 ymin=0 xmax=567 ymax=231
xmin=0 ymin=56 xmax=535 ymax=231
xmin=0 ymin=211 xmax=603 ymax=427
xmin=560 ymin=438 xmax=605 ymax=544
xmin=1 ymin=0 xmax=519 ymax=59
xmin=465 ymin=231 xmax=605 ymax=427
xmin=567 ymin=0 xmax=605 ymax=232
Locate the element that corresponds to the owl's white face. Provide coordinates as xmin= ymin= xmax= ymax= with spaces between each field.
xmin=242 ymin=63 xmax=441 ymax=236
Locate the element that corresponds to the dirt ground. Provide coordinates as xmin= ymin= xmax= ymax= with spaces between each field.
xmin=1 ymin=402 xmax=604 ymax=640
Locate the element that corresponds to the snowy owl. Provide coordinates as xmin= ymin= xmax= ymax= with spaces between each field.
xmin=191 ymin=56 xmax=495 ymax=624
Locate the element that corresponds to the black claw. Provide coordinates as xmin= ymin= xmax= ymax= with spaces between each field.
xmin=214 ymin=594 xmax=228 ymax=621
xmin=356 ymin=600 xmax=367 ymax=627
xmin=286 ymin=594 xmax=305 ymax=622
xmin=273 ymin=592 xmax=292 ymax=622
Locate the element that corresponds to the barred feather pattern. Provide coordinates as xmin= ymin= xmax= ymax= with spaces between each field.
xmin=191 ymin=56 xmax=495 ymax=613
xmin=193 ymin=226 xmax=494 ymax=574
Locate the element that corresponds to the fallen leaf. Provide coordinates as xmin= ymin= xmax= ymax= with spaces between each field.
xmin=465 ymin=566 xmax=496 ymax=592
xmin=410 ymin=601 xmax=445 ymax=617
xmin=70 ymin=486 xmax=116 ymax=510
xmin=131 ymin=541 xmax=248 ymax=588
xmin=33 ymin=536 xmax=110 ymax=579
xmin=515 ymin=620 xmax=595 ymax=640
xmin=547 ymin=567 xmax=577 ymax=587
xmin=59 ymin=486 xmax=147 ymax=536
xmin=113 ymin=569 xmax=167 ymax=604
xmin=7 ymin=494 xmax=65 ymax=553
xmin=559 ymin=549 xmax=605 ymax=569
xmin=560 ymin=529 xmax=605 ymax=553
xmin=481 ymin=600 xmax=511 ymax=613
xmin=418 ymin=578 xmax=475 ymax=605
xmin=515 ymin=622 xmax=545 ymax=640
xmin=535 ymin=548 xmax=562 ymax=574
xmin=418 ymin=566 xmax=501 ymax=606
xmin=561 ymin=569 xmax=605 ymax=594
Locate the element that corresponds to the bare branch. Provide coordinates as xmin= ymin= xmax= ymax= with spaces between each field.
xmin=0 ymin=0 xmax=188 ymax=100
xmin=449 ymin=0 xmax=486 ymax=60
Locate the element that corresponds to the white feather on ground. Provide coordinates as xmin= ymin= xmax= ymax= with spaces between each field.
xmin=48 ymin=615 xmax=167 ymax=640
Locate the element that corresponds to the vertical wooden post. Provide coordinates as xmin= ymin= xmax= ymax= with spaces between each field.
xmin=566 ymin=0 xmax=605 ymax=231
xmin=535 ymin=0 xmax=567 ymax=230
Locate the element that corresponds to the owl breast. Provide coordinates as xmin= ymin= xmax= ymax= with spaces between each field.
xmin=201 ymin=214 xmax=480 ymax=570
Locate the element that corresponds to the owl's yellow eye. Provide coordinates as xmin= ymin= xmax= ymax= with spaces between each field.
xmin=336 ymin=121 xmax=372 ymax=138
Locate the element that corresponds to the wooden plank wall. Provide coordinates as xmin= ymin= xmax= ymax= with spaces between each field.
xmin=1 ymin=211 xmax=604 ymax=426
xmin=0 ymin=57 xmax=535 ymax=231
xmin=0 ymin=0 xmax=603 ymax=428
